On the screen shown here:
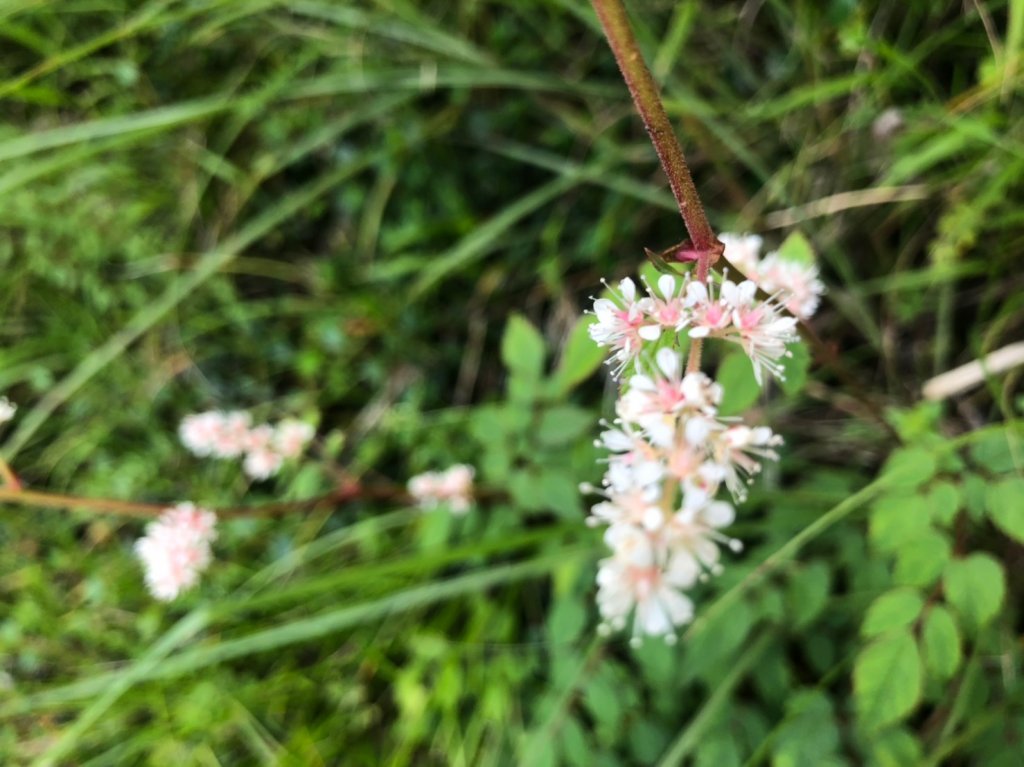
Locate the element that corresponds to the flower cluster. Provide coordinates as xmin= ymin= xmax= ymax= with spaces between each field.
xmin=134 ymin=503 xmax=217 ymax=601
xmin=589 ymin=271 xmax=800 ymax=384
xmin=407 ymin=464 xmax=475 ymax=514
xmin=720 ymin=233 xmax=825 ymax=320
xmin=585 ymin=236 xmax=817 ymax=644
xmin=0 ymin=397 xmax=15 ymax=425
xmin=179 ymin=411 xmax=315 ymax=481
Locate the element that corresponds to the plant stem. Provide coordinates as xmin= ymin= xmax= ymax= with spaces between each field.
xmin=0 ymin=483 xmax=407 ymax=519
xmin=591 ymin=0 xmax=718 ymax=256
xmin=591 ymin=0 xmax=719 ymax=373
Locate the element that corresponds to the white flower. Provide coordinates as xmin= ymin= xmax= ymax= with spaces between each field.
xmin=243 ymin=447 xmax=284 ymax=481
xmin=719 ymin=233 xmax=763 ymax=278
xmin=179 ymin=410 xmax=253 ymax=459
xmin=711 ymin=425 xmax=783 ymax=501
xmin=134 ymin=503 xmax=217 ymax=601
xmin=596 ymin=528 xmax=698 ymax=642
xmin=408 ymin=464 xmax=475 ymax=514
xmin=684 ymin=277 xmax=734 ymax=339
xmin=274 ymin=419 xmax=315 ymax=459
xmin=664 ymin=497 xmax=742 ymax=574
xmin=588 ymin=278 xmax=661 ymax=376
xmin=638 ymin=274 xmax=689 ymax=333
xmin=0 ymin=397 xmax=16 ymax=425
xmin=756 ymin=252 xmax=825 ymax=319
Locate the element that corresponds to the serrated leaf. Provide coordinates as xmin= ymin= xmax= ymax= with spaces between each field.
xmin=535 ymin=405 xmax=594 ymax=447
xmin=921 ymin=606 xmax=961 ymax=680
xmin=853 ymin=630 xmax=922 ymax=731
xmin=943 ymin=554 xmax=1005 ymax=631
xmin=551 ymin=316 xmax=607 ymax=395
xmin=881 ymin=448 xmax=937 ymax=490
xmin=894 ymin=528 xmax=951 ymax=587
xmin=985 ymin=477 xmax=1024 ymax=543
xmin=862 ymin=588 xmax=925 ymax=637
xmin=502 ymin=314 xmax=546 ymax=381
xmin=717 ymin=352 xmax=760 ymax=416
xmin=775 ymin=231 xmax=816 ymax=265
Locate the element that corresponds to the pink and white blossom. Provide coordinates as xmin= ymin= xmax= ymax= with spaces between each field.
xmin=134 ymin=503 xmax=217 ymax=601
xmin=408 ymin=464 xmax=475 ymax=514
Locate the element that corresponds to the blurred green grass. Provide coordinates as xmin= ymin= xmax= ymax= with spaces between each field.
xmin=1 ymin=0 xmax=1023 ymax=764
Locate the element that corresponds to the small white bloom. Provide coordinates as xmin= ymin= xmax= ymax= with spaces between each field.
xmin=134 ymin=503 xmax=217 ymax=601
xmin=0 ymin=397 xmax=16 ymax=425
xmin=719 ymin=233 xmax=763 ymax=278
xmin=273 ymin=419 xmax=315 ymax=459
xmin=756 ymin=252 xmax=825 ymax=319
xmin=408 ymin=464 xmax=475 ymax=514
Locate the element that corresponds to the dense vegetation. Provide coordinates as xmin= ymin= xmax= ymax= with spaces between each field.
xmin=1 ymin=1 xmax=1022 ymax=764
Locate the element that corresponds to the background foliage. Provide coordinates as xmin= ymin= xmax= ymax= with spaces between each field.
xmin=1 ymin=0 xmax=1023 ymax=764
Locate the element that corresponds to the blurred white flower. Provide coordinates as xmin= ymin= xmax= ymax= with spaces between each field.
xmin=408 ymin=464 xmax=475 ymax=514
xmin=134 ymin=503 xmax=217 ymax=601
xmin=0 ymin=397 xmax=16 ymax=425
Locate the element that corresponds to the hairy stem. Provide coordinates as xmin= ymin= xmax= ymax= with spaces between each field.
xmin=591 ymin=0 xmax=719 ymax=374
xmin=591 ymin=0 xmax=719 ymax=256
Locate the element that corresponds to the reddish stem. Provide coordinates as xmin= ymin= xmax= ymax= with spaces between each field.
xmin=591 ymin=0 xmax=720 ymax=373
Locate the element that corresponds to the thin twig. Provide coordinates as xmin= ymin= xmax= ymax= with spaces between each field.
xmin=0 ymin=482 xmax=408 ymax=520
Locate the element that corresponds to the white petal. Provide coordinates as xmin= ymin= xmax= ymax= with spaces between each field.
xmin=657 ymin=274 xmax=676 ymax=299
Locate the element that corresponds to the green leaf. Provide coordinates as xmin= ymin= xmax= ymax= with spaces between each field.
xmin=862 ymin=588 xmax=924 ymax=638
xmin=694 ymin=732 xmax=742 ymax=767
xmin=716 ymin=352 xmax=760 ymax=416
xmin=773 ymin=689 xmax=842 ymax=767
xmin=869 ymin=494 xmax=930 ymax=552
xmin=775 ymin=231 xmax=816 ymax=265
xmin=780 ymin=342 xmax=810 ymax=396
xmin=551 ymin=316 xmax=606 ymax=395
xmin=894 ymin=528 xmax=951 ymax=588
xmin=881 ymin=448 xmax=937 ymax=490
xmin=985 ymin=477 xmax=1024 ymax=543
xmin=968 ymin=429 xmax=1021 ymax=474
xmin=502 ymin=314 xmax=546 ymax=381
xmin=538 ymin=469 xmax=582 ymax=518
xmin=866 ymin=728 xmax=923 ymax=767
xmin=535 ymin=406 xmax=594 ymax=447
xmin=943 ymin=554 xmax=1005 ymax=631
xmin=507 ymin=470 xmax=546 ymax=511
xmin=853 ymin=630 xmax=923 ymax=731
xmin=927 ymin=481 xmax=961 ymax=527
xmin=921 ymin=606 xmax=962 ymax=680
xmin=785 ymin=561 xmax=830 ymax=629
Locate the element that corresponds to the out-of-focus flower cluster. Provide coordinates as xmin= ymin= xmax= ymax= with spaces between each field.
xmin=134 ymin=503 xmax=217 ymax=601
xmin=0 ymin=397 xmax=16 ymax=425
xmin=585 ymin=234 xmax=817 ymax=644
xmin=719 ymin=233 xmax=825 ymax=321
xmin=179 ymin=411 xmax=315 ymax=480
xmin=408 ymin=464 xmax=475 ymax=514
